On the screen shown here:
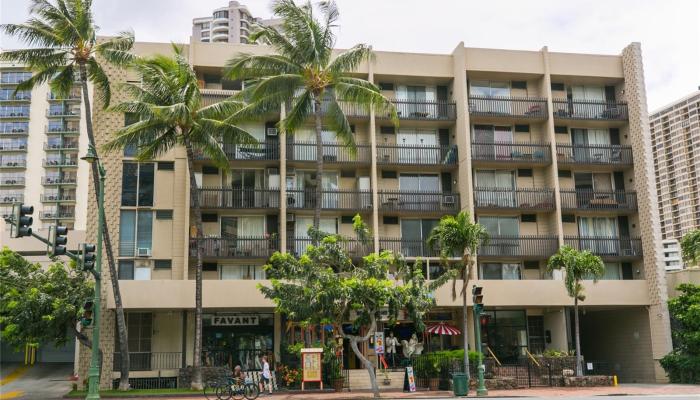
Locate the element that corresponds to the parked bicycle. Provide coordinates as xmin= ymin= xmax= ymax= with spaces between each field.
xmin=204 ymin=377 xmax=259 ymax=400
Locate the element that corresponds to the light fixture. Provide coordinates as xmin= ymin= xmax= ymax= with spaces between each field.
xmin=80 ymin=146 xmax=99 ymax=164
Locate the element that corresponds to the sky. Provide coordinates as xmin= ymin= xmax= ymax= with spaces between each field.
xmin=1 ymin=0 xmax=698 ymax=110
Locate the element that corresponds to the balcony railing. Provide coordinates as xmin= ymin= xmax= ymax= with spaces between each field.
xmin=46 ymin=109 xmax=80 ymax=118
xmin=201 ymin=89 xmax=237 ymax=106
xmin=113 ymin=352 xmax=182 ymax=371
xmin=376 ymin=144 xmax=458 ymax=166
xmin=197 ymin=187 xmax=280 ymax=209
xmin=474 ymin=188 xmax=555 ymax=210
xmin=0 ymin=176 xmax=24 ymax=186
xmin=478 ymin=236 xmax=559 ymax=258
xmin=556 ymin=144 xmax=633 ymax=165
xmin=287 ymin=236 xmax=373 ymax=258
xmin=46 ymin=125 xmax=79 ymax=134
xmin=564 ymin=236 xmax=643 ymax=258
xmin=40 ymin=194 xmax=75 ymax=202
xmin=560 ymin=190 xmax=637 ymax=211
xmin=471 ymin=142 xmax=551 ymax=163
xmin=39 ymin=211 xmax=75 ymax=219
xmin=378 ymin=191 xmax=460 ymax=213
xmin=44 ymin=142 xmax=78 ymax=151
xmin=379 ymin=238 xmax=439 ymax=258
xmin=196 ymin=142 xmax=279 ymax=161
xmin=288 ymin=141 xmax=371 ymax=164
xmin=468 ymin=96 xmax=548 ymax=118
xmin=42 ymin=176 xmax=77 ymax=185
xmin=191 ymin=237 xmax=278 ymax=259
xmin=0 ymin=160 xmax=26 ymax=168
xmin=48 ymin=92 xmax=81 ymax=101
xmin=0 ymin=194 xmax=23 ymax=203
xmin=43 ymin=159 xmax=78 ymax=168
xmin=0 ymin=143 xmax=27 ymax=152
xmin=377 ymin=99 xmax=456 ymax=121
xmin=552 ymin=99 xmax=628 ymax=120
xmin=286 ymin=189 xmax=373 ymax=210
xmin=0 ymin=127 xmax=28 ymax=135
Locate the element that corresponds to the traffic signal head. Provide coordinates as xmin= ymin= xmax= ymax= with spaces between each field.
xmin=81 ymin=300 xmax=94 ymax=327
xmin=472 ymin=285 xmax=484 ymax=305
xmin=81 ymin=243 xmax=96 ymax=271
xmin=49 ymin=225 xmax=69 ymax=256
xmin=11 ymin=203 xmax=33 ymax=238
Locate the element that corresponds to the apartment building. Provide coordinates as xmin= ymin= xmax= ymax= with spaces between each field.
xmin=77 ymin=40 xmax=672 ymax=389
xmin=192 ymin=1 xmax=282 ymax=45
xmin=650 ymin=90 xmax=700 ymax=245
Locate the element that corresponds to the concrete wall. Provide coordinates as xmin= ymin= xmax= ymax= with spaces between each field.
xmin=666 ymin=268 xmax=700 ymax=297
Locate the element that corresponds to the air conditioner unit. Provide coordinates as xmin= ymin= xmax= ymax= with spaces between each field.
xmin=266 ymin=127 xmax=278 ymax=137
xmin=442 ymin=195 xmax=456 ymax=205
xmin=137 ymin=247 xmax=152 ymax=257
xmin=286 ymin=213 xmax=295 ymax=222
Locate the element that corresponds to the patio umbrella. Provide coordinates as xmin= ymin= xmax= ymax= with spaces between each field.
xmin=426 ymin=323 xmax=461 ymax=350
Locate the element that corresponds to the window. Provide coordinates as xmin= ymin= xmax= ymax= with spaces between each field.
xmin=220 ymin=264 xmax=265 ymax=280
xmin=126 ymin=312 xmax=152 ymax=352
xmin=213 ymin=10 xmax=229 ymax=19
xmin=118 ymin=260 xmax=134 ymax=280
xmin=154 ymin=260 xmax=172 ymax=269
xmin=554 ymin=126 xmax=568 ymax=134
xmin=514 ymin=124 xmax=529 ymax=133
xmin=119 ymin=210 xmax=153 ymax=256
xmin=479 ymin=216 xmax=519 ymax=236
xmin=399 ymin=173 xmax=439 ymax=192
xmin=155 ymin=210 xmax=173 ymax=220
xmin=470 ymin=81 xmax=510 ymax=97
xmin=157 ymin=161 xmax=174 ymax=171
xmin=383 ymin=216 xmax=399 ymax=225
xmin=378 ymin=83 xmax=394 ymax=91
xmin=381 ymin=170 xmax=397 ymax=179
xmin=341 ymin=216 xmax=354 ymax=224
xmin=521 ymin=214 xmax=537 ymax=223
xmin=527 ymin=316 xmax=545 ymax=354
xmin=202 ymin=166 xmax=219 ymax=175
xmin=480 ymin=263 xmax=521 ymax=280
xmin=400 ymin=219 xmax=438 ymax=257
xmin=517 ymin=169 xmax=533 ymax=177
xmin=121 ymin=163 xmax=154 ymax=206
xmin=380 ymin=126 xmax=395 ymax=134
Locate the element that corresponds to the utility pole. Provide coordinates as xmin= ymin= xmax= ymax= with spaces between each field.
xmin=472 ymin=285 xmax=487 ymax=396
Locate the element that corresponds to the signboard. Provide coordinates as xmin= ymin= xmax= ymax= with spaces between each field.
xmin=374 ymin=332 xmax=385 ymax=355
xmin=301 ymin=348 xmax=324 ymax=390
xmin=404 ymin=366 xmax=416 ymax=392
xmin=211 ymin=315 xmax=259 ymax=326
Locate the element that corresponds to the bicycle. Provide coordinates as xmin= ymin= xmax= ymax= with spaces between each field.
xmin=215 ymin=377 xmax=259 ymax=400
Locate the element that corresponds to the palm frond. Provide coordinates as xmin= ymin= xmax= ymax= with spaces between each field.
xmin=94 ymin=30 xmax=136 ymax=67
xmin=328 ymin=44 xmax=372 ymax=75
xmin=48 ymin=65 xmax=77 ymax=99
xmin=224 ymin=54 xmax=302 ymax=80
xmin=86 ymin=57 xmax=112 ymax=108
xmin=323 ymin=98 xmax=355 ymax=153
xmin=0 ymin=20 xmax=63 ymax=48
xmin=282 ymin=90 xmax=313 ymax=133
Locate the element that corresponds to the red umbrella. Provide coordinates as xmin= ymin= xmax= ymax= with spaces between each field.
xmin=426 ymin=322 xmax=461 ymax=335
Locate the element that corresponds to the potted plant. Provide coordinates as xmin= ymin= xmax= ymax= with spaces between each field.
xmin=427 ymin=359 xmax=442 ymax=391
xmin=329 ymin=363 xmax=344 ymax=392
xmin=381 ymin=368 xmax=391 ymax=386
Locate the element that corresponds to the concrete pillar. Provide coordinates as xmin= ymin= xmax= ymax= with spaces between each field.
xmin=279 ymin=103 xmax=287 ymax=253
xmin=543 ymin=308 xmax=568 ymax=352
xmin=368 ymin=62 xmax=379 ymax=253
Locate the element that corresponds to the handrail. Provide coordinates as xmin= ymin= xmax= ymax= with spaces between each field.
xmin=526 ymin=349 xmax=540 ymax=367
xmin=486 ymin=346 xmax=501 ymax=367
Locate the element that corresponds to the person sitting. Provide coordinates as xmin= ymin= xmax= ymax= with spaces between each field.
xmin=232 ymin=365 xmax=245 ymax=385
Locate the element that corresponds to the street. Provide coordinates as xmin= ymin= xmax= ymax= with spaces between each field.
xmin=0 ymin=363 xmax=74 ymax=400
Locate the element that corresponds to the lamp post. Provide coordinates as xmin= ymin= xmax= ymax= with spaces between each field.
xmin=82 ymin=145 xmax=105 ymax=400
xmin=472 ymin=285 xmax=487 ymax=396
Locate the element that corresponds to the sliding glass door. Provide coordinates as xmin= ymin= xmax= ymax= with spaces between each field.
xmin=396 ymin=129 xmax=438 ymax=164
xmin=400 ymin=219 xmax=438 ymax=257
xmin=578 ymin=217 xmax=618 ymax=254
xmin=475 ymin=170 xmax=516 ymax=207
xmin=399 ymin=173 xmax=440 ymax=211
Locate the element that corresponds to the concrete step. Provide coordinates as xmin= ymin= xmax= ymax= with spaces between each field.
xmin=347 ymin=370 xmax=405 ymax=390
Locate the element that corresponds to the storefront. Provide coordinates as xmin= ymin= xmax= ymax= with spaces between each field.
xmin=203 ymin=313 xmax=274 ymax=371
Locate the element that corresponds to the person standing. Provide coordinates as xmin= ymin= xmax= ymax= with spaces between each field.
xmin=259 ymin=355 xmax=273 ymax=396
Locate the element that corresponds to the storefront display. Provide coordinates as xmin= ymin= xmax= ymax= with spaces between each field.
xmin=203 ymin=313 xmax=274 ymax=370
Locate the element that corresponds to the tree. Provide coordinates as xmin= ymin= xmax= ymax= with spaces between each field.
xmin=261 ymin=216 xmax=443 ymax=398
xmin=0 ymin=248 xmax=94 ymax=351
xmin=660 ymin=283 xmax=700 ymax=383
xmin=681 ymin=229 xmax=700 ymax=267
xmin=225 ymin=0 xmax=397 ymax=234
xmin=0 ymin=0 xmax=134 ymax=388
xmin=546 ymin=245 xmax=604 ymax=377
xmin=103 ymin=45 xmax=255 ymax=389
xmin=427 ymin=211 xmax=488 ymax=379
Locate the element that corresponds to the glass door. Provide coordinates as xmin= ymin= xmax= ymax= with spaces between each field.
xmin=321 ymin=172 xmax=339 ymax=209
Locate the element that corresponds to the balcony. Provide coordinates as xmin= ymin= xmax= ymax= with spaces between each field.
xmin=478 ymin=236 xmax=559 ymax=258
xmin=288 ymin=142 xmax=371 ymax=164
xmin=0 ymin=93 xmax=31 ymax=103
xmin=468 ymin=96 xmax=548 ymax=119
xmin=44 ymin=142 xmax=78 ymax=151
xmin=0 ymin=160 xmax=26 ymax=168
xmin=43 ymin=159 xmax=78 ymax=168
xmin=0 ymin=127 xmax=28 ymax=135
xmin=556 ymin=144 xmax=633 ymax=165
xmin=113 ymin=352 xmax=181 ymax=372
xmin=0 ymin=112 xmax=29 ymax=119
xmin=190 ymin=237 xmax=278 ymax=259
xmin=40 ymin=194 xmax=75 ymax=203
xmin=0 ymin=143 xmax=27 ymax=152
xmin=474 ymin=188 xmax=555 ymax=210
xmin=471 ymin=142 xmax=551 ymax=164
xmin=376 ymin=144 xmax=457 ymax=167
xmin=39 ymin=210 xmax=75 ymax=219
xmin=196 ymin=142 xmax=279 ymax=161
xmin=552 ymin=99 xmax=628 ymax=121
xmin=197 ymin=187 xmax=280 ymax=209
xmin=0 ymin=193 xmax=23 ymax=204
xmin=201 ymin=89 xmax=237 ymax=106
xmin=286 ymin=189 xmax=372 ymax=211
xmin=377 ymin=99 xmax=456 ymax=121
xmin=379 ymin=238 xmax=439 ymax=258
xmin=48 ymin=92 xmax=81 ymax=102
xmin=46 ymin=109 xmax=80 ymax=118
xmin=42 ymin=176 xmax=77 ymax=185
xmin=560 ymin=190 xmax=637 ymax=212
xmin=378 ymin=191 xmax=460 ymax=213
xmin=0 ymin=176 xmax=24 ymax=186
xmin=287 ymin=237 xmax=372 ymax=258
xmin=46 ymin=125 xmax=79 ymax=135
xmin=564 ymin=236 xmax=643 ymax=258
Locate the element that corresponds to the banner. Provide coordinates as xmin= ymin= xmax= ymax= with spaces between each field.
xmin=374 ymin=332 xmax=385 ymax=355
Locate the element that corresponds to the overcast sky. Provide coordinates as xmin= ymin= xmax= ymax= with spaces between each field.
xmin=1 ymin=0 xmax=698 ymax=110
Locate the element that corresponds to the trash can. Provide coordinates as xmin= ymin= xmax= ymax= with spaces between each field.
xmin=452 ymin=372 xmax=468 ymax=396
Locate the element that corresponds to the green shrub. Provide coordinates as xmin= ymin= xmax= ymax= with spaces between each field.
xmin=660 ymin=352 xmax=700 ymax=384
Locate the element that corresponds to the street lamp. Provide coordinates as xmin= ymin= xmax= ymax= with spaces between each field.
xmin=472 ymin=285 xmax=487 ymax=397
xmin=82 ymin=145 xmax=105 ymax=400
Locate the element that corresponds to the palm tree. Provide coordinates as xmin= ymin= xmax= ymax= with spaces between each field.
xmin=0 ymin=0 xmax=134 ymax=389
xmin=427 ymin=211 xmax=488 ymax=379
xmin=103 ymin=45 xmax=255 ymax=390
xmin=546 ymin=245 xmax=604 ymax=377
xmin=224 ymin=0 xmax=397 ymax=235
xmin=680 ymin=229 xmax=700 ymax=267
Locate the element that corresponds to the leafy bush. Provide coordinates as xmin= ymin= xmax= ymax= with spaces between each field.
xmin=660 ymin=284 xmax=700 ymax=383
xmin=660 ymin=352 xmax=700 ymax=384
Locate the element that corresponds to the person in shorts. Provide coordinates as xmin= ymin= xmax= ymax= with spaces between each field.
xmin=259 ymin=355 xmax=272 ymax=395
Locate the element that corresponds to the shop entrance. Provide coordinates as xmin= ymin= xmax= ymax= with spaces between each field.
xmin=203 ymin=313 xmax=274 ymax=371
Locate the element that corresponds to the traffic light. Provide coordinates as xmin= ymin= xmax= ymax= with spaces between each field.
xmin=80 ymin=243 xmax=96 ymax=271
xmin=11 ymin=203 xmax=33 ymax=238
xmin=49 ymin=225 xmax=69 ymax=256
xmin=472 ymin=285 xmax=484 ymax=314
xmin=81 ymin=300 xmax=94 ymax=327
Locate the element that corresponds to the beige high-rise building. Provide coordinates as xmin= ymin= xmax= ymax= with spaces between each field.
xmin=77 ymin=39 xmax=673 ymax=389
xmin=650 ymin=90 xmax=700 ymax=247
xmin=192 ymin=1 xmax=281 ymax=45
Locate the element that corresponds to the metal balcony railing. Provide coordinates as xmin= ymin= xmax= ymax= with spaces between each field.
xmin=474 ymin=188 xmax=555 ymax=210
xmin=0 ymin=159 xmax=26 ymax=168
xmin=42 ymin=176 xmax=77 ymax=185
xmin=190 ymin=237 xmax=279 ymax=259
xmin=39 ymin=211 xmax=75 ymax=219
xmin=288 ymin=141 xmax=372 ymax=164
xmin=113 ymin=352 xmax=182 ymax=371
xmin=46 ymin=109 xmax=80 ymax=118
xmin=552 ymin=99 xmax=628 ymax=120
xmin=43 ymin=159 xmax=78 ymax=168
xmin=376 ymin=144 xmax=458 ymax=166
xmin=287 ymin=236 xmax=373 ymax=258
xmin=564 ymin=236 xmax=643 ymax=258
xmin=286 ymin=189 xmax=373 ymax=210
xmin=556 ymin=144 xmax=633 ymax=165
xmin=44 ymin=142 xmax=78 ymax=151
xmin=468 ymin=96 xmax=548 ymax=118
xmin=378 ymin=238 xmax=440 ymax=258
xmin=40 ymin=194 xmax=75 ymax=202
xmin=378 ymin=191 xmax=460 ymax=213
xmin=0 ymin=194 xmax=23 ymax=203
xmin=0 ymin=176 xmax=24 ymax=185
xmin=375 ymin=99 xmax=456 ymax=121
xmin=471 ymin=142 xmax=551 ymax=163
xmin=196 ymin=142 xmax=279 ymax=161
xmin=478 ymin=236 xmax=559 ymax=258
xmin=0 ymin=143 xmax=27 ymax=151
xmin=197 ymin=187 xmax=280 ymax=209
xmin=46 ymin=125 xmax=79 ymax=134
xmin=560 ymin=190 xmax=637 ymax=211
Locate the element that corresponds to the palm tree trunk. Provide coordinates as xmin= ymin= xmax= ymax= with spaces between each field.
xmin=461 ymin=264 xmax=471 ymax=381
xmin=185 ymin=143 xmax=205 ymax=390
xmin=574 ymin=297 xmax=583 ymax=377
xmin=313 ymin=97 xmax=323 ymax=240
xmin=79 ymin=62 xmax=130 ymax=390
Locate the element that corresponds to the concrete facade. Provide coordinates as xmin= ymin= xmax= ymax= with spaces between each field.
xmin=192 ymin=1 xmax=282 ymax=45
xmin=77 ymin=39 xmax=673 ymax=388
